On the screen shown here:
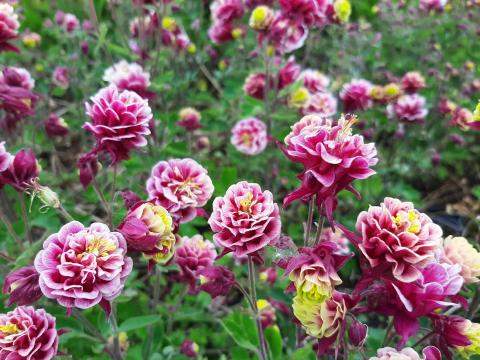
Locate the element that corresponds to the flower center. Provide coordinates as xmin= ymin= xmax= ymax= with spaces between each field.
xmin=175 ymin=178 xmax=200 ymax=199
xmin=0 ymin=323 xmax=19 ymax=336
xmin=392 ymin=209 xmax=421 ymax=234
xmin=240 ymin=132 xmax=253 ymax=145
xmin=239 ymin=193 xmax=256 ymax=214
xmin=85 ymin=235 xmax=117 ymax=257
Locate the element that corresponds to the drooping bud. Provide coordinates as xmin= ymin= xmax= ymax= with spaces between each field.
xmin=348 ymin=319 xmax=368 ymax=347
xmin=197 ymin=265 xmax=236 ymax=298
xmin=2 ymin=266 xmax=42 ymax=306
xmin=180 ymin=340 xmax=199 ymax=358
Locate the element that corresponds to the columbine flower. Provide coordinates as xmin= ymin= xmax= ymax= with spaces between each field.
xmin=278 ymin=57 xmax=302 ymax=89
xmin=84 ymin=86 xmax=152 ymax=164
xmin=356 ymin=197 xmax=442 ymax=282
xmin=300 ymin=70 xmax=330 ymax=93
xmin=231 ymin=117 xmax=268 ymax=156
xmin=44 ymin=113 xmax=69 ymax=138
xmin=211 ymin=0 xmax=245 ymax=24
xmin=0 ymin=141 xmax=12 ymax=172
xmin=0 ymin=148 xmax=40 ymax=192
xmin=468 ymin=101 xmax=480 ymax=131
xmin=208 ymin=181 xmax=281 ymax=258
xmin=280 ymin=241 xmax=350 ymax=303
xmin=401 ymin=72 xmax=426 ymax=94
xmin=419 ymin=0 xmax=448 ymax=12
xmin=456 ymin=321 xmax=480 ymax=358
xmin=175 ymin=235 xmax=217 ymax=290
xmin=77 ymin=152 xmax=100 ymax=188
xmin=281 ymin=114 xmax=378 ymax=223
xmin=340 ymin=79 xmax=373 ymax=112
xmin=34 ymin=221 xmax=133 ymax=311
xmin=301 ymin=91 xmax=337 ymax=117
xmin=208 ymin=21 xmax=235 ymax=44
xmin=260 ymin=14 xmax=309 ymax=53
xmin=333 ymin=0 xmax=352 ymax=23
xmin=348 ymin=319 xmax=368 ymax=347
xmin=52 ymin=66 xmax=69 ymax=89
xmin=0 ymin=67 xmax=35 ymax=90
xmin=449 ymin=107 xmax=473 ymax=130
xmin=259 ymin=267 xmax=277 ymax=286
xmin=278 ymin=0 xmax=326 ymax=28
xmin=117 ymin=201 xmax=176 ymax=265
xmin=103 ymin=60 xmax=152 ymax=99
xmin=177 ymin=107 xmax=202 ymax=131
xmin=249 ymin=5 xmax=274 ymax=31
xmin=0 ymin=3 xmax=19 ymax=53
xmin=243 ymin=72 xmax=267 ymax=100
xmin=0 ymin=306 xmax=59 ymax=360
xmin=288 ymin=87 xmax=310 ymax=108
xmin=387 ymin=94 xmax=428 ymax=123
xmin=198 ymin=265 xmax=236 ymax=298
xmin=442 ymin=236 xmax=480 ymax=284
xmin=257 ymin=299 xmax=276 ymax=328
xmin=146 ymin=158 xmax=214 ymax=223
xmin=369 ymin=346 xmax=441 ymax=360
xmin=2 ymin=266 xmax=42 ymax=306
xmin=292 ymin=291 xmax=346 ymax=339
xmin=57 ymin=12 xmax=79 ymax=33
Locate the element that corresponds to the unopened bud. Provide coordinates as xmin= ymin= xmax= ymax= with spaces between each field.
xmin=348 ymin=319 xmax=368 ymax=347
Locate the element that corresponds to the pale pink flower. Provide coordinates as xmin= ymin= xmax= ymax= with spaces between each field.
xmin=369 ymin=346 xmax=441 ymax=360
xmin=231 ymin=117 xmax=268 ymax=155
xmin=356 ymin=197 xmax=443 ymax=282
xmin=243 ymin=72 xmax=267 ymax=100
xmin=300 ymin=69 xmax=330 ymax=93
xmin=210 ymin=0 xmax=245 ymax=23
xmin=84 ymin=86 xmax=152 ymax=164
xmin=401 ymin=72 xmax=426 ymax=93
xmin=208 ymin=181 xmax=281 ymax=257
xmin=262 ymin=14 xmax=309 ymax=53
xmin=0 ymin=67 xmax=35 ymax=90
xmin=419 ymin=0 xmax=448 ymax=12
xmin=442 ymin=236 xmax=480 ymax=284
xmin=301 ymin=91 xmax=337 ymax=117
xmin=146 ymin=158 xmax=214 ymax=223
xmin=387 ymin=94 xmax=428 ymax=123
xmin=103 ymin=60 xmax=152 ymax=98
xmin=52 ymin=66 xmax=69 ymax=89
xmin=0 ymin=141 xmax=12 ymax=172
xmin=0 ymin=306 xmax=59 ymax=360
xmin=34 ymin=221 xmax=133 ymax=311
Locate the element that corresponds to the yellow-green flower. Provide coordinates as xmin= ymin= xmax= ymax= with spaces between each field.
xmin=334 ymin=0 xmax=352 ymax=23
xmin=288 ymin=87 xmax=310 ymax=108
xmin=458 ymin=321 xmax=480 ymax=357
xmin=249 ymin=5 xmax=274 ymax=31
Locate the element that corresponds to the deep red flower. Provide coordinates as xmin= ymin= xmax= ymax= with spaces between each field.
xmin=0 ymin=148 xmax=40 ymax=191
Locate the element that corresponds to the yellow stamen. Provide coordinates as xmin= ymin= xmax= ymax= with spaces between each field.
xmin=0 ymin=323 xmax=18 ymax=335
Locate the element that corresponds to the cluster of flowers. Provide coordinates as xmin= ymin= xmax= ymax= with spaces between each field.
xmin=129 ymin=6 xmax=195 ymax=57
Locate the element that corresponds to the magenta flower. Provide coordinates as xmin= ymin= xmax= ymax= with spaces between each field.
xmin=208 ymin=181 xmax=281 ymax=258
xmin=340 ymin=79 xmax=373 ymax=112
xmin=401 ymin=72 xmax=426 ymax=94
xmin=300 ymin=69 xmax=330 ymax=93
xmin=387 ymin=94 xmax=428 ymax=124
xmin=431 ymin=315 xmax=472 ymax=358
xmin=281 ymin=115 xmax=378 ymax=223
xmin=356 ymin=197 xmax=443 ymax=282
xmin=0 ymin=67 xmax=35 ymax=90
xmin=210 ymin=0 xmax=245 ymax=24
xmin=0 ymin=4 xmax=19 ymax=53
xmin=0 ymin=306 xmax=59 ymax=360
xmin=177 ymin=107 xmax=202 ymax=131
xmin=419 ymin=0 xmax=447 ymax=12
xmin=103 ymin=60 xmax=153 ymax=99
xmin=175 ymin=235 xmax=217 ymax=290
xmin=180 ymin=340 xmax=199 ymax=358
xmin=2 ymin=266 xmax=42 ymax=306
xmin=278 ymin=57 xmax=302 ymax=89
xmin=231 ymin=117 xmax=268 ymax=155
xmin=208 ymin=21 xmax=235 ymax=44
xmin=34 ymin=221 xmax=133 ymax=311
xmin=58 ymin=13 xmax=79 ymax=33
xmin=0 ymin=141 xmax=12 ymax=173
xmin=279 ymin=0 xmax=325 ymax=27
xmin=261 ymin=14 xmax=309 ymax=53
xmin=301 ymin=91 xmax=337 ymax=117
xmin=0 ymin=148 xmax=40 ymax=191
xmin=77 ymin=152 xmax=99 ymax=188
xmin=84 ymin=85 xmax=152 ymax=164
xmin=448 ymin=107 xmax=472 ymax=130
xmin=198 ymin=265 xmax=236 ymax=298
xmin=348 ymin=319 xmax=368 ymax=347
xmin=146 ymin=158 xmax=214 ymax=223
xmin=44 ymin=113 xmax=69 ymax=138
xmin=243 ymin=72 xmax=267 ymax=100
xmin=52 ymin=66 xmax=69 ymax=89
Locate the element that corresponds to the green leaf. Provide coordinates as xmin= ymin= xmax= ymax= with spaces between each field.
xmin=472 ymin=185 xmax=480 ymax=200
xmin=220 ymin=312 xmax=259 ymax=353
xmin=291 ymin=344 xmax=316 ymax=360
xmin=14 ymin=239 xmax=43 ymax=270
xmin=118 ymin=315 xmax=162 ymax=332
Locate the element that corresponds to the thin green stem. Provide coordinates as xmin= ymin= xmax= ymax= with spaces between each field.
xmin=304 ymin=197 xmax=315 ymax=246
xmin=314 ymin=202 xmax=325 ymax=245
xmin=412 ymin=331 xmax=434 ymax=348
xmin=18 ymin=192 xmax=32 ymax=245
xmin=382 ymin=318 xmax=394 ymax=347
xmin=109 ymin=304 xmax=123 ymax=360
xmin=247 ymin=257 xmax=269 ymax=360
xmin=72 ymin=308 xmax=107 ymax=343
xmin=0 ymin=209 xmax=24 ymax=251
xmin=468 ymin=287 xmax=480 ymax=319
xmin=57 ymin=204 xmax=75 ymax=222
xmin=0 ymin=251 xmax=15 ymax=262
xmin=144 ymin=268 xmax=161 ymax=358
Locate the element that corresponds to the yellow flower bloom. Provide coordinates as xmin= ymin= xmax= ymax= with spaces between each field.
xmin=288 ymin=87 xmax=310 ymax=108
xmin=458 ymin=321 xmax=480 ymax=357
xmin=249 ymin=5 xmax=274 ymax=31
xmin=443 ymin=236 xmax=480 ymax=284
xmin=162 ymin=17 xmax=177 ymax=32
xmin=473 ymin=101 xmax=480 ymax=122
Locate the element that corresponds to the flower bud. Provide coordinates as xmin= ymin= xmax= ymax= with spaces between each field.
xmin=257 ymin=299 xmax=276 ymax=328
xmin=197 ymin=265 xmax=235 ymax=298
xmin=180 ymin=340 xmax=199 ymax=358
xmin=177 ymin=107 xmax=202 ymax=131
xmin=231 ymin=27 xmax=244 ymax=39
xmin=348 ymin=319 xmax=368 ymax=347
xmin=22 ymin=32 xmax=41 ymax=48
xmin=249 ymin=6 xmax=274 ymax=31
xmin=187 ymin=43 xmax=197 ymax=54
xmin=44 ymin=113 xmax=69 ymax=138
xmin=2 ymin=266 xmax=42 ymax=306
xmin=162 ymin=17 xmax=177 ymax=32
